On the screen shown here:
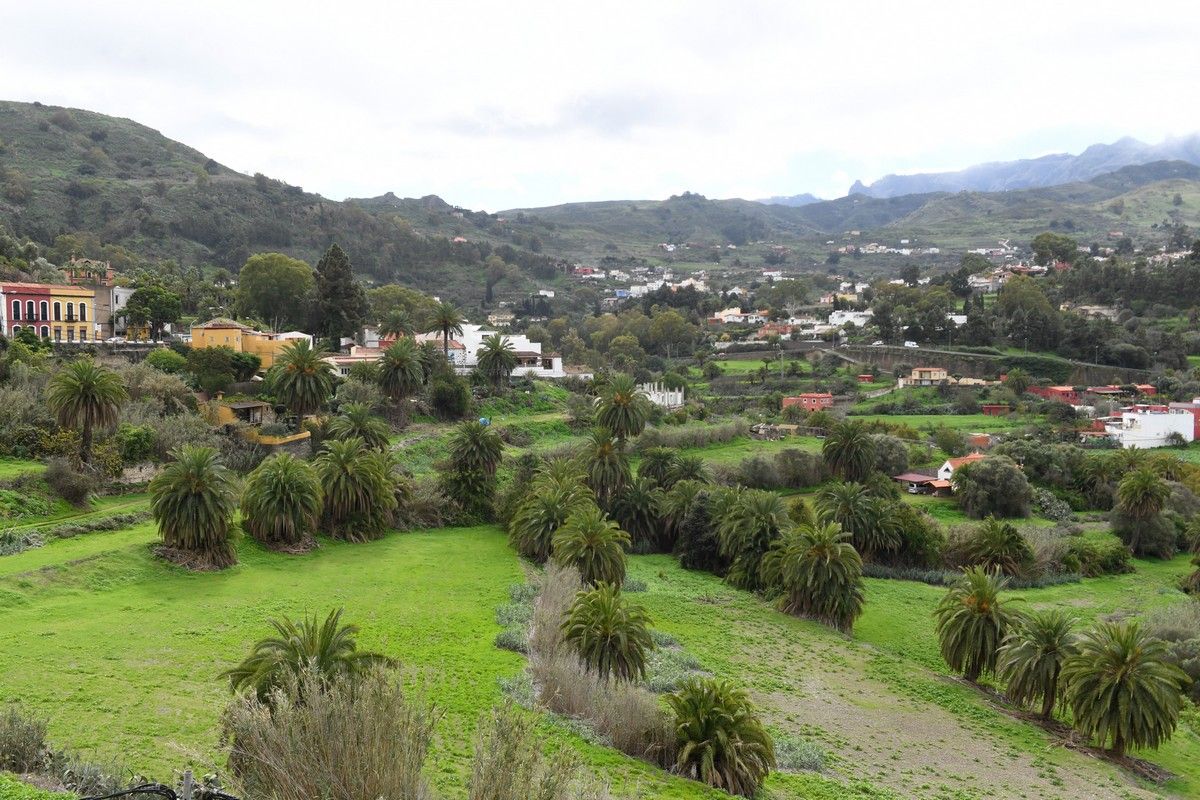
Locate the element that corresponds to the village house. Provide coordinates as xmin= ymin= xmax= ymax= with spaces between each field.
xmin=892 ymin=472 xmax=952 ymax=495
xmin=899 ymin=366 xmax=948 ymax=387
xmin=782 ymin=392 xmax=834 ymax=411
xmin=416 ymin=323 xmax=570 ymax=379
xmin=828 ymin=309 xmax=874 ymax=328
xmin=937 ymin=452 xmax=986 ymax=482
xmin=190 ymin=318 xmax=313 ymax=371
xmin=1028 ymin=385 xmax=1080 ymax=404
xmin=980 ymin=403 xmax=1011 ymax=417
xmin=640 ymin=382 xmax=685 ymax=410
xmin=1098 ymin=406 xmax=1196 ymax=449
xmin=0 ymin=282 xmax=102 ymax=343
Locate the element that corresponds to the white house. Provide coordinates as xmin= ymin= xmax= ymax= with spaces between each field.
xmin=828 ymin=309 xmax=874 ymax=328
xmin=417 ymin=323 xmax=568 ymax=379
xmin=1102 ymin=408 xmax=1195 ymax=449
xmin=937 ymin=453 xmax=987 ymax=482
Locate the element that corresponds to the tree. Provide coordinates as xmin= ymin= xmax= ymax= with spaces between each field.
xmin=313 ymin=244 xmax=368 ymax=345
xmin=223 ymin=608 xmax=392 ymax=702
xmin=964 ymin=516 xmax=1034 ymax=577
xmin=561 ymin=583 xmax=653 ymax=683
xmin=314 ymin=438 xmax=397 ymax=542
xmin=46 ymin=358 xmax=127 ymax=465
xmin=996 ymin=609 xmax=1077 ymax=720
xmin=667 ymin=454 xmax=710 ymax=486
xmin=273 ymin=339 xmax=335 ymax=428
xmin=638 ymin=447 xmax=678 ymax=487
xmin=761 ymin=522 xmax=865 ymax=632
xmin=149 ymin=445 xmax=238 ymax=568
xmin=187 ymin=346 xmax=237 ymax=396
xmin=934 ymin=567 xmax=1021 ymax=682
xmin=952 ymin=457 xmax=1033 ymax=519
xmin=717 ymin=490 xmax=790 ymax=591
xmin=813 ymin=482 xmax=898 ymax=560
xmin=594 ymin=374 xmax=651 ymax=442
xmin=611 ymin=475 xmax=663 ymax=552
xmin=235 ymin=253 xmax=314 ymax=331
xmin=584 ymin=427 xmax=630 ymax=510
xmin=1003 ymin=366 xmax=1032 ymax=394
xmin=377 ymin=337 xmax=424 ymax=404
xmin=476 ymin=334 xmax=518 ymax=392
xmin=667 ymin=677 xmax=775 ymax=797
xmin=328 ymin=402 xmax=390 ymax=451
xmin=124 ymin=284 xmax=182 ymax=340
xmin=430 ymin=301 xmax=464 ymax=360
xmin=551 ymin=506 xmax=630 ymax=586
xmin=822 ymin=421 xmax=876 ymax=483
xmin=659 ymin=479 xmax=705 ymax=552
xmin=377 ymin=308 xmax=416 ymax=340
xmin=240 ymin=453 xmax=322 ymax=548
xmin=1061 ymin=622 xmax=1186 ymax=757
xmin=1031 ymin=231 xmax=1079 ymax=266
xmin=509 ymin=469 xmax=594 ymax=562
xmin=442 ymin=420 xmax=504 ymax=520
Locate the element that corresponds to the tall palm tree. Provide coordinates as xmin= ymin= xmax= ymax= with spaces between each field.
xmin=814 ymin=482 xmax=898 ymax=560
xmin=1115 ymin=468 xmax=1171 ymax=554
xmin=476 ymin=333 xmax=518 ymax=392
xmin=560 ymin=582 xmax=653 ymax=683
xmin=508 ymin=469 xmax=593 ymax=562
xmin=223 ymin=608 xmax=393 ymax=702
xmin=667 ymin=677 xmax=775 ymax=797
xmin=584 ymin=427 xmax=630 ymax=510
xmin=149 ymin=445 xmax=239 ymax=568
xmin=666 ymin=454 xmax=710 ymax=487
xmin=377 ymin=337 xmax=424 ymax=403
xmin=273 ymin=339 xmax=335 ymax=428
xmin=240 ymin=453 xmax=322 ymax=548
xmin=659 ymin=479 xmax=705 ymax=553
xmin=1061 ymin=621 xmax=1187 ymax=757
xmin=594 ymin=373 xmax=651 ymax=442
xmin=430 ymin=301 xmax=464 ymax=360
xmin=934 ymin=567 xmax=1022 ymax=682
xmin=638 ymin=447 xmax=678 ymax=487
xmin=377 ymin=308 xmax=416 ymax=340
xmin=717 ymin=490 xmax=790 ymax=591
xmin=1079 ymin=453 xmax=1122 ymax=510
xmin=612 ymin=475 xmax=663 ymax=553
xmin=315 ymin=437 xmax=397 ymax=542
xmin=328 ymin=402 xmax=391 ymax=451
xmin=821 ymin=420 xmax=876 ymax=483
xmin=761 ymin=522 xmax=864 ymax=633
xmin=448 ymin=420 xmax=504 ymax=477
xmin=996 ymin=609 xmax=1077 ymax=720
xmin=965 ymin=515 xmax=1034 ymax=577
xmin=46 ymin=358 xmax=127 ymax=464
xmin=552 ymin=506 xmax=631 ymax=586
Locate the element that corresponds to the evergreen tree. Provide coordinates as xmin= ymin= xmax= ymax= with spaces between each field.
xmin=314 ymin=244 xmax=368 ymax=345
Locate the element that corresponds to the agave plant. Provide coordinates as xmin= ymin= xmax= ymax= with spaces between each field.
xmin=560 ymin=583 xmax=653 ymax=683
xmin=240 ymin=453 xmax=323 ymax=548
xmin=223 ymin=608 xmax=394 ymax=701
xmin=314 ymin=437 xmax=397 ymax=541
xmin=667 ymin=677 xmax=775 ymax=797
xmin=996 ymin=609 xmax=1077 ymax=720
xmin=761 ymin=522 xmax=864 ymax=633
xmin=150 ymin=445 xmax=239 ymax=568
xmin=328 ymin=402 xmax=391 ymax=451
xmin=934 ymin=567 xmax=1021 ymax=682
xmin=1061 ymin=621 xmax=1187 ymax=756
xmin=551 ymin=506 xmax=631 ymax=586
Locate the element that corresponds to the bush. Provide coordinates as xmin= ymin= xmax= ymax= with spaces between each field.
xmin=775 ymin=449 xmax=827 ymax=489
xmin=737 ymin=456 xmax=782 ymax=490
xmin=1033 ymin=487 xmax=1073 ymax=522
xmin=469 ymin=702 xmax=579 ymax=800
xmin=774 ymin=734 xmax=827 ymax=773
xmin=44 ymin=457 xmax=95 ymax=506
xmin=145 ymin=348 xmax=186 ymax=374
xmin=224 ymin=667 xmax=439 ymax=800
xmin=0 ymin=529 xmax=43 ymax=556
xmin=115 ymin=423 xmax=155 ymax=464
xmin=953 ymin=456 xmax=1033 ymax=519
xmin=429 ymin=376 xmax=471 ymax=420
xmin=633 ymin=420 xmax=749 ymax=452
xmin=0 ymin=704 xmax=48 ymax=773
xmin=1064 ymin=536 xmax=1133 ymax=577
xmin=871 ymin=434 xmax=909 ymax=476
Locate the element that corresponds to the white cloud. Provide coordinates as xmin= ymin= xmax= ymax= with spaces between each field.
xmin=2 ymin=0 xmax=1197 ymax=209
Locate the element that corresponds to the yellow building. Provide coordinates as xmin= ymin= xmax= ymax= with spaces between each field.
xmin=190 ymin=318 xmax=313 ymax=371
xmin=47 ymin=284 xmax=101 ymax=344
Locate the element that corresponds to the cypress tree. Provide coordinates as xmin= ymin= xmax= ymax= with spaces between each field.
xmin=314 ymin=243 xmax=368 ymax=345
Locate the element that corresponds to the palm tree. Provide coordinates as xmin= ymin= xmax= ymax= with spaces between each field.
xmin=1061 ymin=621 xmax=1187 ymax=757
xmin=612 ymin=475 xmax=663 ymax=552
xmin=476 ymin=333 xmax=518 ymax=392
xmin=594 ymin=373 xmax=651 ymax=441
xmin=638 ymin=447 xmax=678 ymax=487
xmin=448 ymin=420 xmax=504 ymax=477
xmin=1114 ymin=468 xmax=1171 ymax=554
xmin=508 ymin=470 xmax=593 ymax=562
xmin=934 ymin=567 xmax=1021 ymax=682
xmin=761 ymin=522 xmax=864 ymax=633
xmin=659 ymin=479 xmax=705 ymax=552
xmin=430 ymin=301 xmax=464 ymax=360
xmin=584 ymin=427 xmax=630 ymax=510
xmin=666 ymin=677 xmax=775 ymax=797
xmin=814 ymin=482 xmax=898 ymax=560
xmin=717 ymin=490 xmax=790 ymax=591
xmin=240 ymin=453 xmax=322 ymax=548
xmin=46 ymin=358 xmax=127 ymax=464
xmin=314 ymin=438 xmax=397 ymax=542
xmin=223 ymin=608 xmax=393 ymax=702
xmin=666 ymin=454 xmax=710 ymax=487
xmin=328 ymin=402 xmax=391 ymax=451
xmin=821 ymin=420 xmax=876 ymax=483
xmin=377 ymin=337 xmax=424 ymax=403
xmin=965 ymin=515 xmax=1034 ymax=577
xmin=149 ymin=445 xmax=239 ymax=568
xmin=997 ymin=609 xmax=1077 ymax=720
xmin=1079 ymin=454 xmax=1122 ymax=510
xmin=551 ymin=506 xmax=630 ymax=586
xmin=273 ymin=339 xmax=335 ymax=428
xmin=561 ymin=582 xmax=654 ymax=683
xmin=378 ymin=308 xmax=416 ymax=340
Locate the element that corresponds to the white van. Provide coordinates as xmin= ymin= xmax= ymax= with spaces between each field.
xmin=903 ymin=341 xmax=919 ymax=348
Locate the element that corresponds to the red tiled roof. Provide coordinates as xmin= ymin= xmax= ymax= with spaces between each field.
xmin=946 ymin=453 xmax=986 ymax=470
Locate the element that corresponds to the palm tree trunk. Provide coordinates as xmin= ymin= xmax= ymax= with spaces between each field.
xmin=1040 ymin=684 xmax=1056 ymax=720
xmin=1111 ymin=732 xmax=1125 ymax=758
xmin=443 ymin=328 xmax=449 ymax=359
xmin=80 ymin=420 xmax=93 ymax=465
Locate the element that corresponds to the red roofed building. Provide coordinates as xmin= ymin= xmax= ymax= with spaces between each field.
xmin=937 ymin=452 xmax=987 ymax=482
xmin=1028 ymin=386 xmax=1079 ymax=404
xmin=980 ymin=403 xmax=1011 ymax=416
xmin=782 ymin=393 xmax=834 ymax=411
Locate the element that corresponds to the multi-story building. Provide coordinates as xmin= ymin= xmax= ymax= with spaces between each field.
xmin=190 ymin=318 xmax=312 ymax=371
xmin=0 ymin=282 xmax=101 ymax=343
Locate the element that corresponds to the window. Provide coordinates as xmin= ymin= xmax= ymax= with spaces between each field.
xmin=25 ymin=300 xmax=34 ymax=321
xmin=41 ymin=326 xmax=49 ymax=339
xmin=66 ymin=329 xmax=74 ymax=343
xmin=78 ymin=302 xmax=87 ymax=321
xmin=11 ymin=300 xmax=19 ymax=321
xmin=66 ymin=302 xmax=74 ymax=321
xmin=53 ymin=327 xmax=61 ymax=342
xmin=39 ymin=301 xmax=48 ymax=321
xmin=10 ymin=325 xmax=19 ymax=334
xmin=53 ymin=302 xmax=61 ymax=321
xmin=79 ymin=328 xmax=87 ymax=341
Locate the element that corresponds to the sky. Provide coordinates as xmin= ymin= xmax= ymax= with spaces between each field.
xmin=3 ymin=1 xmax=1199 ymax=210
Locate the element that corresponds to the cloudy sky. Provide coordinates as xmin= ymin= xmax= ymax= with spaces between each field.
xmin=4 ymin=1 xmax=1197 ymax=210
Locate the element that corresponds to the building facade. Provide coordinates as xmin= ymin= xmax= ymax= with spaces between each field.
xmin=0 ymin=282 xmax=101 ymax=342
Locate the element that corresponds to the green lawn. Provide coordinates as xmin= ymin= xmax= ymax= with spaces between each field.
xmin=0 ymin=458 xmax=43 ymax=480
xmin=0 ymin=774 xmax=70 ymax=800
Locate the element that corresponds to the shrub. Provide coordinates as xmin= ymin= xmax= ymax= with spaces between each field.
xmin=145 ymin=348 xmax=186 ymax=374
xmin=952 ymin=456 xmax=1033 ymax=519
xmin=1033 ymin=487 xmax=1073 ymax=522
xmin=115 ymin=423 xmax=155 ymax=464
xmin=736 ymin=455 xmax=782 ymax=490
xmin=429 ymin=376 xmax=471 ymax=420
xmin=871 ymin=434 xmax=909 ymax=476
xmin=0 ymin=529 xmax=43 ymax=556
xmin=469 ymin=702 xmax=579 ymax=800
xmin=962 ymin=516 xmax=1035 ymax=577
xmin=224 ymin=667 xmax=439 ymax=800
xmin=666 ymin=677 xmax=774 ymax=796
xmin=0 ymin=704 xmax=48 ymax=773
xmin=1064 ymin=536 xmax=1132 ymax=577
xmin=44 ymin=457 xmax=95 ymax=506
xmin=775 ymin=448 xmax=827 ymax=489
xmin=773 ymin=734 xmax=827 ymax=773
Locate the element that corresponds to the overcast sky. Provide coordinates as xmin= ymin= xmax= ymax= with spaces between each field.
xmin=4 ymin=1 xmax=1198 ymax=210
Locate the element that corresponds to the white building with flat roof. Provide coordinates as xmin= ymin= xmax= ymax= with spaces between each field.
xmin=1103 ymin=409 xmax=1195 ymax=449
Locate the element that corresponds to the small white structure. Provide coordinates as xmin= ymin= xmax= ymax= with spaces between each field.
xmin=1103 ymin=408 xmax=1195 ymax=449
xmin=828 ymin=309 xmax=874 ymax=328
xmin=640 ymin=382 xmax=685 ymax=409
xmin=937 ymin=453 xmax=986 ymax=482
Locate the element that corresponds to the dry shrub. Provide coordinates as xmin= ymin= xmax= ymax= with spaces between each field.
xmin=0 ymin=704 xmax=47 ymax=773
xmin=1024 ymin=528 xmax=1071 ymax=576
xmin=470 ymin=701 xmax=579 ymax=800
xmin=529 ymin=563 xmax=582 ymax=661
xmin=223 ymin=667 xmax=439 ymax=800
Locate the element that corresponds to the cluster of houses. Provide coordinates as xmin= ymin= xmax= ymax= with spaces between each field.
xmin=0 ymin=259 xmax=146 ymax=343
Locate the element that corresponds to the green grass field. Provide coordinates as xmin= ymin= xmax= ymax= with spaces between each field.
xmin=0 ymin=458 xmax=44 ymax=480
xmin=853 ymin=413 xmax=1030 ymax=432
